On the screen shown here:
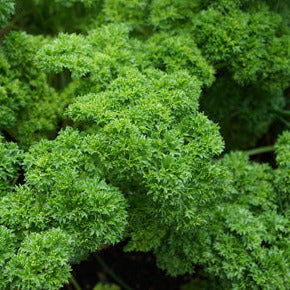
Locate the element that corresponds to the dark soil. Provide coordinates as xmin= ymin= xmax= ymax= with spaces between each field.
xmin=62 ymin=242 xmax=192 ymax=290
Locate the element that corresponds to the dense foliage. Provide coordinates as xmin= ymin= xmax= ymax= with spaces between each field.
xmin=0 ymin=0 xmax=289 ymax=289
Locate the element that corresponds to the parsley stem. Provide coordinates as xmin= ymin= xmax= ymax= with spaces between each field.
xmin=276 ymin=115 xmax=290 ymax=127
xmin=94 ymin=253 xmax=133 ymax=290
xmin=70 ymin=275 xmax=82 ymax=290
xmin=245 ymin=146 xmax=275 ymax=156
xmin=275 ymin=109 xmax=290 ymax=116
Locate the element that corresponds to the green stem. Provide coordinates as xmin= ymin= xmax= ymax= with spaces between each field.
xmin=276 ymin=115 xmax=290 ymax=127
xmin=94 ymin=253 xmax=133 ymax=290
xmin=245 ymin=146 xmax=275 ymax=156
xmin=275 ymin=109 xmax=290 ymax=116
xmin=70 ymin=275 xmax=82 ymax=290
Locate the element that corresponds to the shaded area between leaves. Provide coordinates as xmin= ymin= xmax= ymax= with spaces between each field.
xmin=62 ymin=242 xmax=192 ymax=290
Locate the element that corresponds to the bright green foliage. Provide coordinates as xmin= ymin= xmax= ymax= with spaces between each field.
xmin=3 ymin=229 xmax=72 ymax=289
xmin=124 ymin=136 xmax=289 ymax=286
xmin=149 ymin=0 xmax=201 ymax=30
xmin=36 ymin=24 xmax=135 ymax=93
xmin=275 ymin=131 xmax=290 ymax=168
xmin=0 ymin=128 xmax=128 ymax=287
xmin=192 ymin=4 xmax=290 ymax=89
xmin=1 ymin=127 xmax=128 ymax=255
xmin=274 ymin=131 xmax=290 ymax=210
xmin=0 ymin=0 xmax=14 ymax=29
xmin=0 ymin=225 xmax=72 ymax=289
xmin=65 ymin=68 xmax=229 ymax=275
xmin=37 ymin=33 xmax=97 ymax=79
xmin=178 ymin=141 xmax=289 ymax=288
xmin=0 ymin=0 xmax=289 ymax=289
xmin=103 ymin=0 xmax=201 ymax=31
xmin=101 ymin=0 xmax=290 ymax=149
xmin=0 ymin=136 xmax=22 ymax=194
xmin=67 ymin=69 xmax=225 ymax=226
xmin=0 ymin=226 xmax=16 ymax=288
xmin=143 ymin=33 xmax=215 ymax=87
xmin=103 ymin=0 xmax=149 ymax=30
xmin=0 ymin=31 xmax=69 ymax=147
xmin=31 ymin=0 xmax=290 ymax=149
xmin=192 ymin=1 xmax=290 ymax=147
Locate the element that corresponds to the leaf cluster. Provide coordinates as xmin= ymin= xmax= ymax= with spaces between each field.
xmin=0 ymin=135 xmax=22 ymax=194
xmin=0 ymin=128 xmax=128 ymax=287
xmin=101 ymin=0 xmax=290 ymax=148
xmin=0 ymin=1 xmax=289 ymax=289
xmin=0 ymin=31 xmax=70 ymax=147
xmin=0 ymin=0 xmax=14 ymax=29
